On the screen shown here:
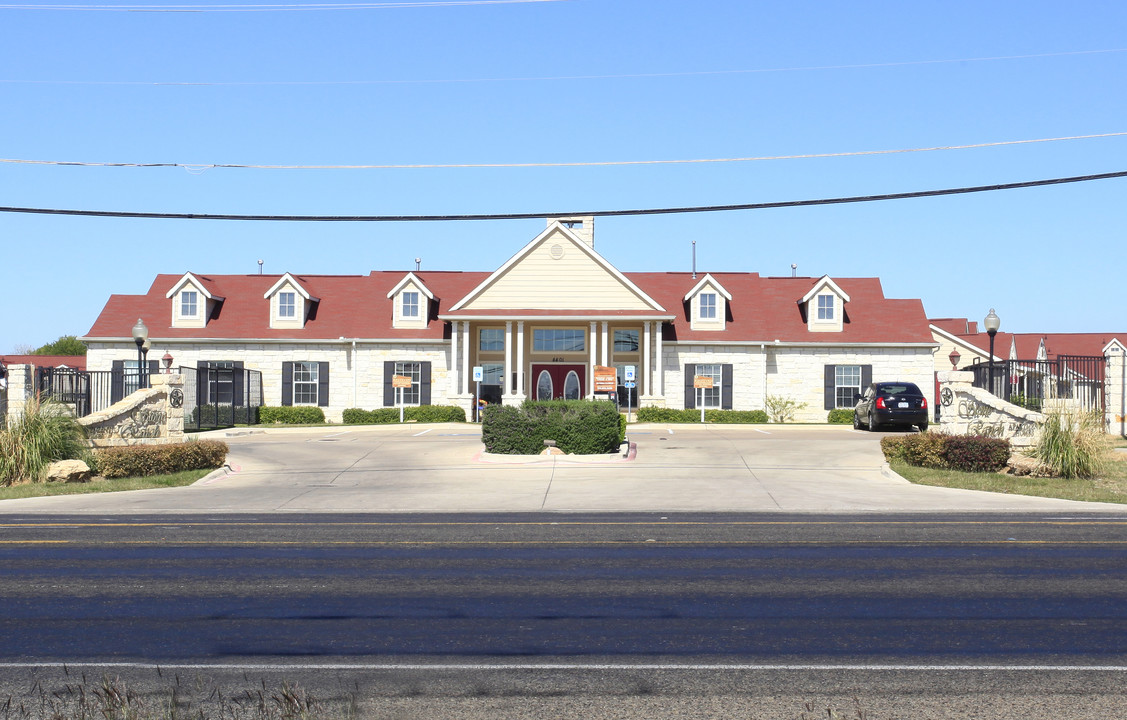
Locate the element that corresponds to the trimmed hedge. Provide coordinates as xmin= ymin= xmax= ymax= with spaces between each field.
xmin=827 ymin=408 xmax=854 ymax=424
xmin=259 ymin=406 xmax=326 ymax=424
xmin=94 ymin=440 xmax=229 ymax=479
xmin=636 ymin=407 xmax=769 ymax=424
xmin=881 ymin=433 xmax=1010 ymax=473
xmin=482 ymin=400 xmax=622 ymax=455
xmin=343 ymin=405 xmax=467 ymax=424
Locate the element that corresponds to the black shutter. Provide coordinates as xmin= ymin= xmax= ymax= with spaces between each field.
xmin=861 ymin=365 xmax=872 ymax=392
xmin=383 ymin=361 xmax=396 ymax=407
xmin=684 ymin=363 xmax=696 ymax=409
xmin=317 ymin=361 xmax=330 ymax=407
xmin=111 ymin=360 xmax=124 ymax=403
xmin=281 ymin=362 xmax=293 ymax=406
xmin=824 ymin=365 xmax=836 ymax=410
xmin=419 ymin=362 xmax=432 ymax=406
xmin=721 ymin=364 xmax=733 ymax=410
xmin=233 ymin=361 xmax=245 ymax=407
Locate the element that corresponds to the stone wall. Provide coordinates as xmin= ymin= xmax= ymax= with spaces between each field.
xmin=2 ymin=364 xmax=34 ymax=428
xmin=79 ymin=374 xmax=184 ymax=447
xmin=936 ymin=371 xmax=1042 ymax=447
xmin=1107 ymin=347 xmax=1126 ymax=437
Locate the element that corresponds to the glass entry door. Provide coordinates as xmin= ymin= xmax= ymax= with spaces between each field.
xmin=530 ymin=364 xmax=585 ymax=401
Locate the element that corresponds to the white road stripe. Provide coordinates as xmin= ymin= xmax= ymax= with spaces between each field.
xmin=413 ymin=429 xmax=433 ymax=436
xmin=0 ymin=663 xmax=1123 ymax=672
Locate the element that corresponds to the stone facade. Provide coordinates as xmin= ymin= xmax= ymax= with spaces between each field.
xmin=936 ymin=371 xmax=1043 ymax=447
xmin=1106 ymin=347 xmax=1126 ymax=437
xmin=79 ymin=374 xmax=185 ymax=447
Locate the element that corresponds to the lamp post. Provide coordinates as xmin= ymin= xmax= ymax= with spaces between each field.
xmin=948 ymin=348 xmax=961 ymax=371
xmin=141 ymin=337 xmax=151 ymax=389
xmin=131 ymin=318 xmax=149 ymax=391
xmin=983 ymin=308 xmax=1000 ymax=396
xmin=162 ymin=352 xmax=174 ymax=374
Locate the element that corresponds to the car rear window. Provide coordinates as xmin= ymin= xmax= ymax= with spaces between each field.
xmin=878 ymin=384 xmax=921 ymax=395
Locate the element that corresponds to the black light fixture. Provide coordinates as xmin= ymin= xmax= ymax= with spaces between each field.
xmin=131 ymin=318 xmax=149 ymax=390
xmin=983 ymin=308 xmax=1000 ymax=395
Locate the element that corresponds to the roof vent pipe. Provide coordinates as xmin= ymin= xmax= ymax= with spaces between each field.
xmin=257 ymin=259 xmax=263 ymax=275
xmin=415 ymin=258 xmax=421 ymax=272
xmin=692 ymin=241 xmax=697 ymax=280
xmin=791 ymin=263 xmax=797 ymax=277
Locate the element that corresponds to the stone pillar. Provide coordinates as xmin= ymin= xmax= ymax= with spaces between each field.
xmin=1108 ymin=347 xmax=1126 ymax=437
xmin=3 ymin=364 xmax=33 ymax=427
xmin=643 ymin=322 xmax=652 ymax=398
xmin=461 ymin=321 xmax=470 ymax=396
xmin=655 ymin=322 xmax=663 ymax=398
xmin=450 ymin=320 xmax=460 ymax=396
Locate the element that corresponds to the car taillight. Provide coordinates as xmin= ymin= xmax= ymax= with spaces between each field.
xmin=876 ymin=397 xmax=887 ymax=409
xmin=921 ymin=397 xmax=928 ymax=409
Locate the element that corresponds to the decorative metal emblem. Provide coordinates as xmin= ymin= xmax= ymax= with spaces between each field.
xmin=940 ymin=387 xmax=953 ymax=407
xmin=169 ymin=388 xmax=184 ymax=409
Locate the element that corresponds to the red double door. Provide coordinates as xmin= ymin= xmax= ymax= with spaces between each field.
xmin=530 ymin=364 xmax=585 ymax=400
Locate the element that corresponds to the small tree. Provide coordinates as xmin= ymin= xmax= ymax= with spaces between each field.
xmin=764 ymin=394 xmax=808 ymax=423
xmin=33 ymin=335 xmax=87 ymax=356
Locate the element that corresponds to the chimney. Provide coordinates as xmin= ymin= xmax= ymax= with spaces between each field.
xmin=551 ymin=216 xmax=595 ymax=248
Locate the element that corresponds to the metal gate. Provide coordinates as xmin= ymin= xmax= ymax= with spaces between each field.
xmin=182 ymin=365 xmax=263 ymax=431
xmin=969 ymin=355 xmax=1105 ymax=413
xmin=34 ymin=367 xmax=115 ymax=418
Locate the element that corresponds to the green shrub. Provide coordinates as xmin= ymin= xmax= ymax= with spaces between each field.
xmin=635 ymin=407 xmax=768 ymax=423
xmin=94 ymin=440 xmax=228 ymax=479
xmin=827 ymin=408 xmax=854 ymax=424
xmin=0 ymin=396 xmax=91 ymax=485
xmin=259 ymin=406 xmax=326 ymax=424
xmin=880 ymin=435 xmax=907 ymax=462
xmin=1032 ymin=408 xmax=1108 ymax=479
xmin=942 ymin=434 xmax=1011 ymax=473
xmin=482 ymin=400 xmax=622 ymax=455
xmin=343 ymin=405 xmax=467 ymax=424
xmin=899 ymin=432 xmax=949 ymax=469
xmin=764 ymin=395 xmax=808 ymax=423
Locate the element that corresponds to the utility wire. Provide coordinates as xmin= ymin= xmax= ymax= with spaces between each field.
xmin=1 ymin=170 xmax=1123 ymax=222
xmin=3 ymin=48 xmax=1124 ymax=86
xmin=0 ymin=1 xmax=563 ymax=11
xmin=3 ymin=132 xmax=1125 ymax=171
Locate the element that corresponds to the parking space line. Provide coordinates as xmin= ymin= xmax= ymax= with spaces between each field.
xmin=413 ymin=429 xmax=433 ymax=437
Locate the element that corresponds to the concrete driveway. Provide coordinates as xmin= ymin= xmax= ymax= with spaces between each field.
xmin=2 ymin=423 xmax=1124 ymax=514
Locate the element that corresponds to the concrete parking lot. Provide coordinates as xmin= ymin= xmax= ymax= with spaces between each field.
xmin=1 ymin=423 xmax=1124 ymax=514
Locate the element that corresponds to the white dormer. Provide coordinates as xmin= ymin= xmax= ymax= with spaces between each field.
xmin=165 ymin=272 xmax=224 ymax=329
xmin=684 ymin=274 xmax=732 ymax=331
xmin=800 ymin=276 xmax=850 ymax=333
xmin=264 ymin=273 xmax=319 ymax=329
xmin=387 ymin=272 xmax=434 ymax=329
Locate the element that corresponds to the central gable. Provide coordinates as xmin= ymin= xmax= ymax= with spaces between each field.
xmin=451 ymin=223 xmax=664 ymax=312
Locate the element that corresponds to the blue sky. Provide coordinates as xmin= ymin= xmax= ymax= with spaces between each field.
xmin=2 ymin=0 xmax=1125 ymax=353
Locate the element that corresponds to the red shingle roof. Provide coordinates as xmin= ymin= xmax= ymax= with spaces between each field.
xmin=930 ymin=318 xmax=1124 ymax=359
xmin=0 ymin=355 xmax=86 ymax=370
xmin=84 ymin=270 xmax=935 ymax=345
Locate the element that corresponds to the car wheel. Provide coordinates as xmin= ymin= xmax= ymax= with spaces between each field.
xmin=917 ymin=422 xmax=928 ymax=432
xmin=868 ymin=416 xmax=880 ymax=432
xmin=853 ymin=412 xmax=862 ymax=430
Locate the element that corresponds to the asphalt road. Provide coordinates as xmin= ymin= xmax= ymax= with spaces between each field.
xmin=1 ymin=512 xmax=1125 ymax=718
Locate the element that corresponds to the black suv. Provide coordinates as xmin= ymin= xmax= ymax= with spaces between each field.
xmin=853 ymin=381 xmax=928 ymax=432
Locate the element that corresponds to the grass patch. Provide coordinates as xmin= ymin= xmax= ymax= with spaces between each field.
xmin=0 ymin=468 xmax=212 ymax=501
xmin=891 ymin=455 xmax=1127 ymax=505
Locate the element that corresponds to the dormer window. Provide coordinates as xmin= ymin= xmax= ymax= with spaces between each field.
xmin=181 ymin=291 xmax=198 ymax=318
xmin=278 ymin=292 xmax=296 ymax=318
xmin=402 ymin=291 xmax=420 ymax=318
xmin=817 ymin=294 xmax=834 ymax=321
xmin=700 ymin=293 xmax=717 ymax=319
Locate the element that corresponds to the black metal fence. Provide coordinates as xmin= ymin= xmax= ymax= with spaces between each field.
xmin=968 ymin=355 xmax=1106 ymax=413
xmin=181 ymin=365 xmax=264 ymax=431
xmin=34 ymin=367 xmax=115 ymax=418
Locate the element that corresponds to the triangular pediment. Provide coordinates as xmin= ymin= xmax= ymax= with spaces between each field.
xmin=450 ymin=223 xmax=665 ymax=312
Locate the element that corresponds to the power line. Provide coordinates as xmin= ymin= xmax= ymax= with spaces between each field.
xmin=3 ymin=132 xmax=1125 ymax=171
xmin=0 ymin=1 xmax=563 ymax=11
xmin=3 ymin=48 xmax=1123 ymax=86
xmin=1 ymin=170 xmax=1123 ymax=222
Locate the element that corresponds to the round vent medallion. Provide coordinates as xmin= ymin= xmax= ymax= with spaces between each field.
xmin=549 ymin=243 xmax=565 ymax=260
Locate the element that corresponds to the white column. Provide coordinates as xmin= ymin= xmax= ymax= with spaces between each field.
xmin=460 ymin=321 xmax=470 ymax=396
xmin=516 ymin=321 xmax=525 ymax=396
xmin=588 ymin=322 xmax=597 ymax=398
xmin=655 ymin=321 xmax=663 ymax=397
xmin=601 ymin=322 xmax=609 ymax=367
xmin=504 ymin=321 xmax=513 ymax=400
xmin=643 ymin=322 xmax=652 ymax=398
xmin=449 ymin=321 xmax=459 ymax=396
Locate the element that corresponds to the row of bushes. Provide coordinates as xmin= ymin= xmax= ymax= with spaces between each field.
xmin=342 ymin=405 xmax=466 ymax=424
xmin=636 ymin=407 xmax=769 ymax=423
xmin=94 ymin=440 xmax=230 ymax=479
xmin=483 ymin=400 xmax=626 ymax=455
xmin=881 ymin=433 xmax=1010 ymax=473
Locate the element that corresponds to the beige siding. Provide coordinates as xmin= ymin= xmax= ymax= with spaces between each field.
xmin=464 ymin=230 xmax=653 ymax=310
